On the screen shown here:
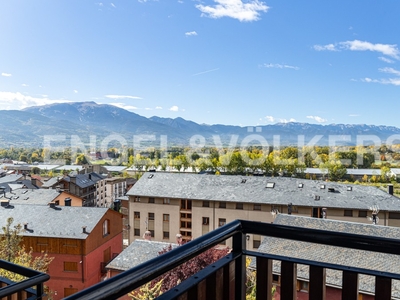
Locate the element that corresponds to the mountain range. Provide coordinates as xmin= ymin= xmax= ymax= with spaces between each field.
xmin=0 ymin=101 xmax=398 ymax=148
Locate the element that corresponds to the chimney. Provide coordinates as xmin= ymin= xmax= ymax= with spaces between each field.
xmin=88 ymin=174 xmax=92 ymax=180
xmin=64 ymin=197 xmax=72 ymax=206
xmin=49 ymin=202 xmax=56 ymax=209
xmin=82 ymin=226 xmax=87 ymax=234
xmin=113 ymin=199 xmax=121 ymax=212
xmin=143 ymin=230 xmax=152 ymax=241
xmin=176 ymin=233 xmax=183 ymax=245
xmin=24 ymin=223 xmax=28 ymax=230
xmin=31 ymin=177 xmax=37 ymax=186
xmin=388 ymin=184 xmax=394 ymax=195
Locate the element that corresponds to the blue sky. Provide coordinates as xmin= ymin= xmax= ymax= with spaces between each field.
xmin=1 ymin=1 xmax=400 ymax=127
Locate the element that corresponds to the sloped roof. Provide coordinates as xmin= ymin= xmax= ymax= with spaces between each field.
xmin=64 ymin=172 xmax=106 ymax=188
xmin=256 ymin=215 xmax=400 ymax=298
xmin=106 ymin=239 xmax=178 ymax=271
xmin=0 ymin=174 xmax=24 ymax=184
xmin=127 ymin=172 xmax=400 ymax=211
xmin=0 ymin=189 xmax=60 ymax=205
xmin=0 ymin=204 xmax=109 ymax=239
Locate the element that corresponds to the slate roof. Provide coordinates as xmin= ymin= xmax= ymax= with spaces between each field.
xmin=55 ymin=165 xmax=84 ymax=171
xmin=127 ymin=172 xmax=400 ymax=211
xmin=106 ymin=239 xmax=178 ymax=271
xmin=256 ymin=215 xmax=400 ymax=298
xmin=0 ymin=189 xmax=60 ymax=205
xmin=64 ymin=172 xmax=106 ymax=188
xmin=0 ymin=174 xmax=24 ymax=184
xmin=0 ymin=204 xmax=109 ymax=239
xmin=103 ymin=166 xmax=127 ymax=173
xmin=41 ymin=177 xmax=61 ymax=188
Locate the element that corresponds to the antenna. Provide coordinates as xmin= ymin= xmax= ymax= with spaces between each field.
xmin=367 ymin=206 xmax=379 ymax=225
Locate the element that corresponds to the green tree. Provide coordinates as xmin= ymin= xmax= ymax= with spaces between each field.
xmin=319 ymin=160 xmax=347 ymax=181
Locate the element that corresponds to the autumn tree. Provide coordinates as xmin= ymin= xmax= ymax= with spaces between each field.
xmin=0 ymin=217 xmax=53 ymax=282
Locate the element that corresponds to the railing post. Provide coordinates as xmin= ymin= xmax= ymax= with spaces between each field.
xmin=309 ymin=265 xmax=326 ymax=300
xmin=233 ymin=232 xmax=246 ymax=300
xmin=342 ymin=271 xmax=358 ymax=300
xmin=256 ymin=257 xmax=273 ymax=300
xmin=375 ymin=276 xmax=391 ymax=300
xmin=280 ymin=261 xmax=297 ymax=300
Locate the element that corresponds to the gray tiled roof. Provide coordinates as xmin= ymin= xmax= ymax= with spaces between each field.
xmin=64 ymin=172 xmax=106 ymax=188
xmin=41 ymin=177 xmax=61 ymax=188
xmin=0 ymin=189 xmax=60 ymax=205
xmin=0 ymin=204 xmax=109 ymax=239
xmin=127 ymin=172 xmax=400 ymax=211
xmin=256 ymin=215 xmax=400 ymax=298
xmin=106 ymin=239 xmax=178 ymax=271
xmin=0 ymin=174 xmax=24 ymax=184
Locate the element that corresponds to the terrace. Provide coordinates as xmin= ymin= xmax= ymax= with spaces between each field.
xmin=3 ymin=219 xmax=400 ymax=299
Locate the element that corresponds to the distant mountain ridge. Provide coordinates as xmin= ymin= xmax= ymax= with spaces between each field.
xmin=0 ymin=101 xmax=398 ymax=147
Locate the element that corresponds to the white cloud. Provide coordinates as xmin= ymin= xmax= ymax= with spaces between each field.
xmin=314 ymin=40 xmax=400 ymax=59
xmin=96 ymin=2 xmax=103 ymax=6
xmin=155 ymin=106 xmax=163 ymax=110
xmin=111 ymin=3 xmax=116 ymax=8
xmin=349 ymin=114 xmax=360 ymax=117
xmin=379 ymin=56 xmax=394 ymax=64
xmin=73 ymin=90 xmax=78 ymax=94
xmin=104 ymin=94 xmax=142 ymax=100
xmin=0 ymin=91 xmax=73 ymax=109
xmin=169 ymin=105 xmax=179 ymax=112
xmin=192 ymin=68 xmax=219 ymax=76
xmin=313 ymin=44 xmax=337 ymax=52
xmin=109 ymin=102 xmax=138 ymax=110
xmin=361 ymin=77 xmax=400 ymax=86
xmin=21 ymin=84 xmax=29 ymax=87
xmin=145 ymin=107 xmax=152 ymax=110
xmin=265 ymin=115 xmax=275 ymax=122
xmin=185 ymin=31 xmax=198 ymax=36
xmin=1 ymin=73 xmax=12 ymax=77
xmin=196 ymin=0 xmax=269 ymax=22
xmin=260 ymin=63 xmax=299 ymax=70
xmin=306 ymin=115 xmax=327 ymax=123
xmin=379 ymin=67 xmax=400 ymax=76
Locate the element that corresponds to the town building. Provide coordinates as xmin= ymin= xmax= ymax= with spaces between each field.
xmin=126 ymin=172 xmax=400 ymax=248
xmin=104 ymin=177 xmax=127 ymax=208
xmin=0 ymin=203 xmax=123 ymax=299
xmin=255 ymin=214 xmax=400 ymax=299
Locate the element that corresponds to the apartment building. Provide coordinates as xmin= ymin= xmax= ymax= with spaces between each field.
xmin=0 ymin=203 xmax=123 ymax=299
xmin=104 ymin=177 xmax=127 ymax=208
xmin=126 ymin=172 xmax=400 ymax=248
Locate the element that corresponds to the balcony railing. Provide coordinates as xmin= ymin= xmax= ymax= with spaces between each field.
xmin=0 ymin=259 xmax=50 ymax=300
xmin=64 ymin=219 xmax=400 ymax=300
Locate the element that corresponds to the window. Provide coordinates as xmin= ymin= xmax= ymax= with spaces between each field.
xmin=181 ymin=199 xmax=192 ymax=210
xmin=203 ymin=201 xmax=210 ymax=207
xmin=358 ymin=210 xmax=367 ymax=218
xmin=181 ymin=221 xmax=192 ymax=229
xmin=344 ymin=210 xmax=353 ymax=217
xmin=64 ymin=261 xmax=78 ymax=272
xmin=219 ymin=202 xmax=226 ymax=209
xmin=254 ymin=204 xmax=261 ymax=211
xmin=236 ymin=203 xmax=243 ymax=210
xmin=202 ymin=217 xmax=209 ymax=225
xmin=181 ymin=213 xmax=191 ymax=219
xmin=253 ymin=240 xmax=261 ymax=249
xmin=389 ymin=212 xmax=400 ymax=219
xmin=266 ymin=182 xmax=275 ymax=188
xmin=134 ymin=197 xmax=140 ymax=202
xmin=103 ymin=219 xmax=110 ymax=237
xmin=148 ymin=213 xmax=155 ymax=221
xmin=134 ymin=211 xmax=140 ymax=219
xmin=163 ymin=198 xmax=170 ymax=204
xmin=163 ymin=214 xmax=170 ymax=222
xmin=163 ymin=231 xmax=169 ymax=239
xmin=134 ymin=229 xmax=140 ymax=236
xmin=149 ymin=230 xmax=155 ymax=237
xmin=149 ymin=197 xmax=155 ymax=203
xmin=218 ymin=218 xmax=226 ymax=227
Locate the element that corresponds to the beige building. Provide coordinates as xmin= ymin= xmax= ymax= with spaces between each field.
xmin=104 ymin=177 xmax=127 ymax=208
xmin=126 ymin=173 xmax=400 ymax=249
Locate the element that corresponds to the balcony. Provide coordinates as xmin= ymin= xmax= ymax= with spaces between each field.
xmin=65 ymin=219 xmax=400 ymax=300
xmin=3 ymin=218 xmax=398 ymax=299
xmin=0 ymin=259 xmax=49 ymax=299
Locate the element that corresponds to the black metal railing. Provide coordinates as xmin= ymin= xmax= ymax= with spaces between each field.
xmin=0 ymin=259 xmax=50 ymax=299
xmin=64 ymin=219 xmax=400 ymax=300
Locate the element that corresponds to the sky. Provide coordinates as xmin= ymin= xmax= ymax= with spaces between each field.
xmin=1 ymin=0 xmax=400 ymax=127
